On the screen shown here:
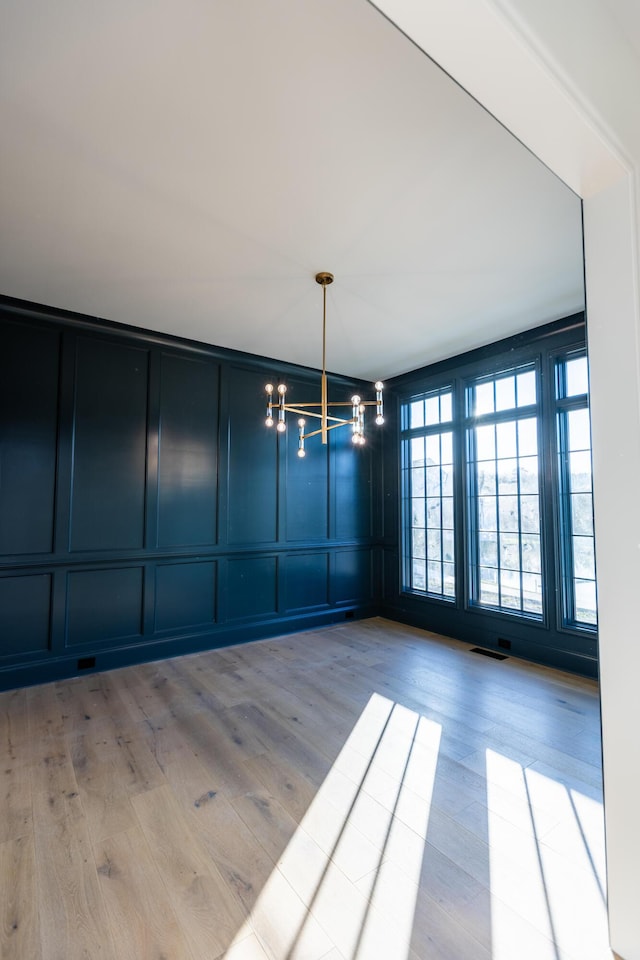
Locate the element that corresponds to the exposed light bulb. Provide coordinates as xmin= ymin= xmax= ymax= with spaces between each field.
xmin=376 ymin=415 xmax=384 ymax=425
xmin=351 ymin=395 xmax=361 ymax=405
xmin=276 ymin=421 xmax=286 ymax=433
xmin=277 ymin=383 xmax=287 ymax=395
xmin=374 ymin=381 xmax=384 ymax=392
xmin=351 ymin=434 xmax=359 ymax=444
xmin=298 ymin=418 xmax=306 ymax=427
xmin=265 ymin=383 xmax=274 ymax=394
xmin=297 ymin=448 xmax=306 ymax=458
xmin=265 ymin=417 xmax=274 ymax=427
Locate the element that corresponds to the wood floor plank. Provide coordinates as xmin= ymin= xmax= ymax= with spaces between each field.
xmin=219 ymin=931 xmax=271 ymax=960
xmin=0 ymin=690 xmax=32 ymax=844
xmin=243 ymin=752 xmax=318 ymax=825
xmin=94 ymin=826 xmax=194 ymax=960
xmin=54 ymin=673 xmax=131 ymax=737
xmin=0 ymin=834 xmax=41 ymax=960
xmin=163 ymin=658 xmax=229 ymax=718
xmin=482 ymin=721 xmax=603 ymax=788
xmin=231 ymin=702 xmax=333 ymax=788
xmin=166 ymin=706 xmax=261 ymax=798
xmin=192 ymin=666 xmax=257 ymax=708
xmin=176 ymin=686 xmax=269 ymax=762
xmin=0 ymin=756 xmax=32 ymax=844
xmin=231 ymin=789 xmax=299 ymax=866
xmin=103 ymin=718 xmax=168 ymax=797
xmin=346 ymin=658 xmax=498 ymax=735
xmin=34 ymin=807 xmax=117 ymax=960
xmin=230 ymin=682 xmax=356 ymax=765
xmin=115 ymin=662 xmax=188 ymax=725
xmin=26 ymin=682 xmax=67 ymax=741
xmin=239 ymin=865 xmax=334 ymax=960
xmin=30 ymin=737 xmax=82 ymax=826
xmin=131 ymin=784 xmax=247 ymax=959
xmin=0 ymin=687 xmax=29 ymax=761
xmin=159 ymin=747 xmax=276 ymax=915
xmin=273 ymin=664 xmax=367 ymax=727
xmin=69 ymin=734 xmax=137 ymax=843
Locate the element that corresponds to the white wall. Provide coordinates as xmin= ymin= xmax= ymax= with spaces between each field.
xmin=372 ymin=1 xmax=640 ymax=957
xmin=584 ymin=168 xmax=640 ymax=960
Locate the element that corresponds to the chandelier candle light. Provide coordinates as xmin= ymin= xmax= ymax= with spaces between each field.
xmin=264 ymin=272 xmax=384 ymax=458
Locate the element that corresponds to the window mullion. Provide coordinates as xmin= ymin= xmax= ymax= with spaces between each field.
xmin=516 ymin=420 xmax=524 ymax=611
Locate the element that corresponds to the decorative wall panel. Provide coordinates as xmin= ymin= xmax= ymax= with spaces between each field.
xmin=226 ymin=367 xmax=279 ymax=546
xmin=155 ymin=561 xmax=216 ymax=632
xmin=332 ymin=549 xmax=373 ymax=603
xmin=334 ymin=429 xmax=373 ymax=540
xmin=70 ymin=338 xmax=149 ymax=552
xmin=66 ymin=566 xmax=143 ymax=647
xmin=0 ymin=320 xmax=59 ymax=556
xmin=0 ymin=574 xmax=51 ymax=656
xmin=157 ymin=353 xmax=218 ymax=548
xmin=285 ymin=552 xmax=329 ymax=611
xmin=226 ymin=556 xmax=277 ymax=621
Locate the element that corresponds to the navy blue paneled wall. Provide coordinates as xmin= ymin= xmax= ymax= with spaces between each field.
xmin=0 ymin=299 xmax=382 ymax=689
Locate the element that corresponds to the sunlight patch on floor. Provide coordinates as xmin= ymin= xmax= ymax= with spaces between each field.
xmin=227 ymin=693 xmax=441 ymax=959
xmin=485 ymin=749 xmax=611 ymax=960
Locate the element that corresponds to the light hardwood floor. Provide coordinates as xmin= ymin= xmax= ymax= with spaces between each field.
xmin=0 ymin=618 xmax=611 ymax=959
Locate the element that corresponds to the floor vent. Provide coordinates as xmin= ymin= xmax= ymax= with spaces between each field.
xmin=77 ymin=656 xmax=96 ymax=671
xmin=470 ymin=647 xmax=508 ymax=661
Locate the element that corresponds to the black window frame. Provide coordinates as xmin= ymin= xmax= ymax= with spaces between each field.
xmin=553 ymin=348 xmax=597 ymax=632
xmin=464 ymin=359 xmax=545 ymax=622
xmin=392 ymin=316 xmax=598 ymax=675
xmin=401 ymin=383 xmax=457 ymax=602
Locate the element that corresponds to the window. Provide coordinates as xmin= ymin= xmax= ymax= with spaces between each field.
xmin=396 ymin=319 xmax=597 ymax=671
xmin=466 ymin=366 xmax=542 ymax=616
xmin=402 ymin=388 xmax=455 ymax=599
xmin=556 ymin=354 xmax=597 ymax=626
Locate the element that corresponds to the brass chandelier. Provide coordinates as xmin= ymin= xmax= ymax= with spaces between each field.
xmin=264 ymin=272 xmax=384 ymax=457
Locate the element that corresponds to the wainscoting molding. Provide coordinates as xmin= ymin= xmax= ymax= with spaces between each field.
xmin=0 ymin=297 xmax=383 ymax=690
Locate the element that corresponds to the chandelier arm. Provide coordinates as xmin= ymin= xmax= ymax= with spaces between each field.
xmin=284 ymin=406 xmax=355 ymax=424
xmin=285 ymin=400 xmax=379 ymax=408
xmin=283 ymin=402 xmax=360 ymax=410
xmin=324 ymin=415 xmax=356 ymax=425
xmin=302 ymin=420 xmax=358 ymax=441
xmin=301 ymin=425 xmax=327 ymax=441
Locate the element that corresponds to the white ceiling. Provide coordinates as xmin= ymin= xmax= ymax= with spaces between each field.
xmin=604 ymin=0 xmax=640 ymax=62
xmin=0 ymin=0 xmax=584 ymax=380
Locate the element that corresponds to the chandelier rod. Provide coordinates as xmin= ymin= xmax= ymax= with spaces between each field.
xmin=321 ymin=275 xmax=328 ymax=443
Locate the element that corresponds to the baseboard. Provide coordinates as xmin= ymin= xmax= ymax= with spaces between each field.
xmin=0 ymin=603 xmax=380 ymax=691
